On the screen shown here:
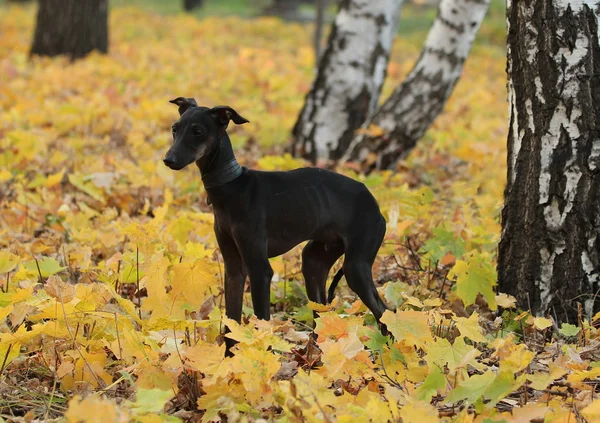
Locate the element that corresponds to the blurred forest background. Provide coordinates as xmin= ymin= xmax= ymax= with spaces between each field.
xmin=2 ymin=1 xmax=600 ymax=422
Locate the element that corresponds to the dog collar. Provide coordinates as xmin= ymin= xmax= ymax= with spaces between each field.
xmin=202 ymin=159 xmax=243 ymax=189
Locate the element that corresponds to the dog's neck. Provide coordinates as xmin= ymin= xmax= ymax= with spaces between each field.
xmin=196 ymin=131 xmax=243 ymax=189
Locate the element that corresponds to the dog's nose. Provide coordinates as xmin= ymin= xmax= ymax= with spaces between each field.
xmin=163 ymin=157 xmax=176 ymax=167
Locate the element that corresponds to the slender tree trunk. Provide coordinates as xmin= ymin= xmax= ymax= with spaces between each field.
xmin=291 ymin=0 xmax=403 ymax=163
xmin=498 ymin=0 xmax=600 ymax=323
xmin=314 ymin=0 xmax=327 ymax=66
xmin=342 ymin=0 xmax=490 ymax=171
xmin=30 ymin=0 xmax=108 ymax=60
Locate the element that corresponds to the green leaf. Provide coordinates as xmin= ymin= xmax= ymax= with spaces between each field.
xmin=485 ymin=371 xmax=525 ymax=406
xmin=364 ymin=328 xmax=389 ymax=351
xmin=414 ymin=365 xmax=445 ymax=402
xmin=447 ymin=370 xmax=525 ymax=408
xmin=420 ymin=226 xmax=466 ymax=263
xmin=448 ymin=255 xmax=497 ymax=310
xmin=383 ymin=281 xmax=409 ymax=309
xmin=447 ymin=370 xmax=495 ymax=404
xmin=23 ymin=257 xmax=66 ymax=278
xmin=128 ymin=388 xmax=172 ymax=415
xmin=424 ymin=336 xmax=480 ymax=372
xmin=292 ymin=305 xmax=313 ymax=323
xmin=559 ymin=323 xmax=581 ymax=337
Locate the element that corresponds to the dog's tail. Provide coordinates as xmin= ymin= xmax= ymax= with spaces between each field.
xmin=327 ymin=269 xmax=344 ymax=303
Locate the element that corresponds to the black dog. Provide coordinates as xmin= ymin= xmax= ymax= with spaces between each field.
xmin=163 ymin=98 xmax=389 ymax=351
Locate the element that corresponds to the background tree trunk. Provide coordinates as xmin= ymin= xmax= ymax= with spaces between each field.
xmin=30 ymin=0 xmax=108 ymax=60
xmin=497 ymin=0 xmax=600 ymax=323
xmin=343 ymin=0 xmax=490 ymax=171
xmin=291 ymin=0 xmax=403 ymax=163
xmin=184 ymin=0 xmax=204 ymax=12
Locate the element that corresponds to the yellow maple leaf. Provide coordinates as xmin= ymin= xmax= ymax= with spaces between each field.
xmin=533 ymin=316 xmax=553 ymax=330
xmin=567 ymin=367 xmax=600 ymax=384
xmin=0 ymin=250 xmax=19 ymax=274
xmin=183 ymin=341 xmax=228 ymax=382
xmin=167 ymin=215 xmax=196 ymax=246
xmin=453 ymin=312 xmax=486 ymax=343
xmin=527 ymin=362 xmax=567 ymax=390
xmin=315 ymin=311 xmax=353 ymax=341
xmin=0 ymin=304 xmax=13 ymax=321
xmin=0 ymin=169 xmax=12 ymax=182
xmin=168 ymin=258 xmax=218 ymax=315
xmin=230 ymin=347 xmax=280 ymax=404
xmin=399 ymin=400 xmax=440 ymax=423
xmin=492 ymin=337 xmax=534 ymax=373
xmin=65 ymin=395 xmax=129 ymax=423
xmin=61 ymin=350 xmax=113 ymax=391
xmin=495 ymin=292 xmax=517 ymax=308
xmin=44 ymin=168 xmax=65 ymax=187
xmin=307 ymin=300 xmax=333 ymax=312
xmin=581 ymin=398 xmax=600 ymax=421
xmin=380 ymin=310 xmax=433 ymax=348
xmin=141 ymin=252 xmax=171 ymax=320
xmin=318 ymin=332 xmax=372 ymax=380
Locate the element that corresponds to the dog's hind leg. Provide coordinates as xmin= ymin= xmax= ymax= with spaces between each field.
xmin=302 ymin=240 xmax=344 ymax=307
xmin=342 ymin=215 xmax=389 ymax=326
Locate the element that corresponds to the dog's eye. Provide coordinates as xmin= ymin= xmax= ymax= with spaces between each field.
xmin=172 ymin=125 xmax=177 ymax=133
xmin=193 ymin=128 xmax=204 ymax=136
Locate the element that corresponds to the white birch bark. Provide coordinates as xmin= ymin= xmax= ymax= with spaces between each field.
xmin=291 ymin=0 xmax=403 ymax=163
xmin=498 ymin=0 xmax=600 ymax=323
xmin=342 ymin=0 xmax=490 ymax=170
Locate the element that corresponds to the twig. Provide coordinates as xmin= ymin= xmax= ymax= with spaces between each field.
xmin=62 ymin=246 xmax=73 ymax=282
xmin=405 ymin=237 xmax=423 ymax=271
xmin=136 ymin=247 xmax=141 ymax=320
xmin=115 ymin=259 xmax=121 ymax=293
xmin=115 ymin=312 xmax=123 ymax=360
xmin=0 ymin=343 xmax=13 ymax=377
xmin=173 ymin=327 xmax=185 ymax=365
xmin=377 ymin=348 xmax=403 ymax=389
xmin=2 ymin=271 xmax=8 ymax=293
xmin=44 ymin=378 xmax=60 ymax=421
xmin=34 ymin=257 xmax=44 ymax=284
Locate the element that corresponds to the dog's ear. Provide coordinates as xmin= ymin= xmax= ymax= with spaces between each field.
xmin=210 ymin=106 xmax=249 ymax=127
xmin=169 ymin=97 xmax=198 ymax=116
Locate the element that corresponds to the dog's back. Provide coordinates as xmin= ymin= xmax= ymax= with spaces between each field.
xmin=237 ymin=167 xmax=381 ymax=256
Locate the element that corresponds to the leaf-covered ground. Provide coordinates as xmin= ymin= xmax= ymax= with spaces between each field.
xmin=1 ymin=4 xmax=599 ymax=423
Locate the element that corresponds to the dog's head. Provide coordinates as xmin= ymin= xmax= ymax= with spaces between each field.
xmin=163 ymin=97 xmax=249 ymax=170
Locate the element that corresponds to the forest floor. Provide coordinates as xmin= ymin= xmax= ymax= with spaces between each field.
xmin=0 ymin=3 xmax=599 ymax=423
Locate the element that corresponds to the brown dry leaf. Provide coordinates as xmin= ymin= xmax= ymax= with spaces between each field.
xmin=45 ymin=274 xmax=76 ymax=303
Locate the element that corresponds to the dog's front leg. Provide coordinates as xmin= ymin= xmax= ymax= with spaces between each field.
xmin=215 ymin=228 xmax=247 ymax=355
xmin=233 ymin=229 xmax=273 ymax=321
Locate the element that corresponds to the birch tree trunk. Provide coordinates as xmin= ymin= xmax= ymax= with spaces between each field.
xmin=30 ymin=0 xmax=108 ymax=60
xmin=291 ymin=0 xmax=403 ymax=163
xmin=342 ymin=0 xmax=490 ymax=170
xmin=497 ymin=0 xmax=600 ymax=323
